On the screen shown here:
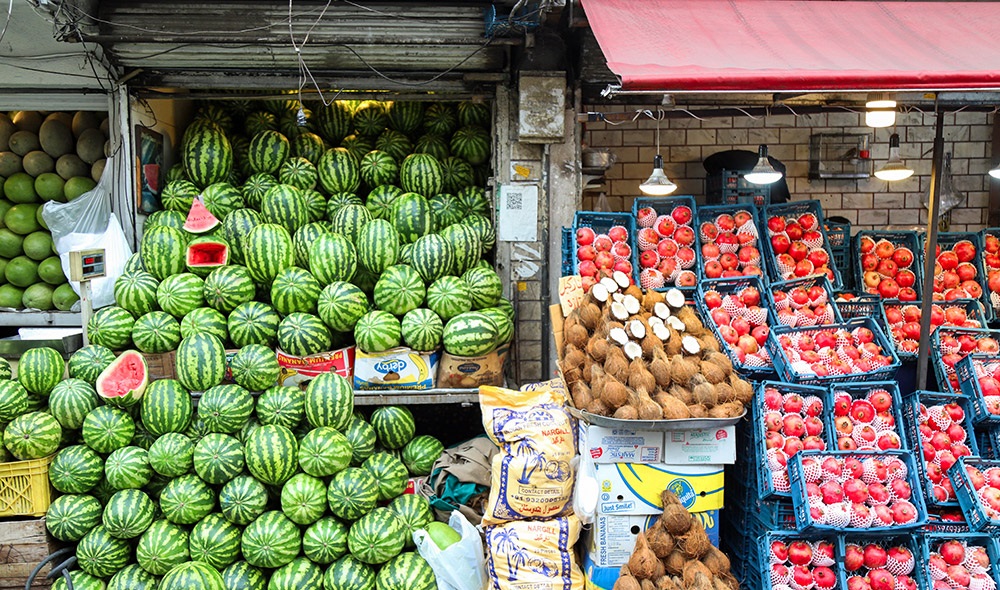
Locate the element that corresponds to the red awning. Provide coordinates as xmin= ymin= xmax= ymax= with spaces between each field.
xmin=582 ymin=0 xmax=1000 ymax=92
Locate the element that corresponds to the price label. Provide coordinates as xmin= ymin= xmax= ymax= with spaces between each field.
xmin=558 ymin=275 xmax=585 ymax=317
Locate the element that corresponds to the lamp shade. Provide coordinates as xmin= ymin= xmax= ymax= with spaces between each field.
xmin=874 ymin=133 xmax=913 ymax=181
xmin=639 ymin=155 xmax=677 ymax=195
xmin=743 ymin=145 xmax=782 ymax=185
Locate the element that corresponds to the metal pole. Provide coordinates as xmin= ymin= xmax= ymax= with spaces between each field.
xmin=916 ymin=108 xmax=946 ymax=389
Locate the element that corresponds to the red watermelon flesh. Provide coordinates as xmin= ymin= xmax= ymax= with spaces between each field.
xmin=183 ymin=198 xmax=220 ymax=234
xmin=96 ymin=350 xmax=149 ymax=407
xmin=186 ymin=240 xmax=229 ymax=267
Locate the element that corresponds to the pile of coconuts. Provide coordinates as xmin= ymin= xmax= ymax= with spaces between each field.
xmin=560 ymin=273 xmax=753 ymax=420
xmin=614 ymin=490 xmax=738 ymax=590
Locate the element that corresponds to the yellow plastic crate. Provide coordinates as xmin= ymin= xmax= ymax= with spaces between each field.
xmin=0 ymin=455 xmax=53 ymax=517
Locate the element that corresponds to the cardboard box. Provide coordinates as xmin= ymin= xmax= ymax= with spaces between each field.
xmin=594 ymin=462 xmax=724 ymax=515
xmin=551 ymin=304 xmax=566 ymax=359
xmin=585 ymin=510 xmax=721 ymax=568
xmin=276 ymin=347 xmax=355 ymax=387
xmin=662 ymin=426 xmax=736 ymax=465
xmin=579 ymin=423 xmax=665 ymax=464
xmin=354 ymin=347 xmax=441 ymax=390
xmin=436 ymin=345 xmax=509 ymax=389
xmin=141 ymin=350 xmax=176 ymax=381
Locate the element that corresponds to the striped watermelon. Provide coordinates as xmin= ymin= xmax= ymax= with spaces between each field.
xmin=140 ymin=379 xmax=192 ymax=436
xmin=3 ymin=411 xmax=60 ymax=459
xmin=298 ymin=426 xmax=352 ymax=477
xmin=75 ymin=525 xmax=131 ymax=579
xmin=102 ymin=488 xmax=155 ymax=539
xmin=319 ymin=147 xmax=361 ymax=195
xmin=185 ymin=415 xmax=212 ymax=443
xmin=304 ymin=372 xmax=354 ymax=430
xmin=303 ymin=516 xmax=348 ymax=565
xmin=244 ymin=423 xmax=298 ymax=485
xmin=261 ymin=184 xmax=309 ymax=234
xmin=0 ymin=380 xmax=27 ymax=423
xmin=414 ymin=134 xmax=450 ymax=160
xmin=241 ymin=173 xmax=277 ymax=210
xmin=183 ymin=124 xmax=233 ymax=188
xmin=341 ymin=134 xmax=375 ymax=162
xmin=356 ymin=219 xmax=400 ymax=275
xmin=228 ymin=301 xmax=280 ymax=347
xmin=147 ymin=210 xmax=187 ymax=231
xmin=496 ymin=296 xmax=515 ymax=322
xmin=270 ymin=266 xmax=321 ymax=315
xmin=131 ymin=311 xmax=182 ymax=353
xmin=462 ymin=265 xmax=503 ymax=309
xmin=373 ymin=264 xmax=425 ymax=317
xmin=180 ymin=307 xmax=228 ymax=342
xmin=480 ymin=307 xmax=513 ymax=345
xmin=160 ymin=561 xmax=225 ymax=590
xmin=457 ymin=186 xmax=490 ymax=217
xmin=131 ymin=424 xmax=158 ymax=450
xmin=219 ymin=209 xmax=263 ymax=265
xmin=52 ymin=571 xmax=104 ymax=590
xmin=281 ymin=473 xmax=328 ymax=525
xmin=148 ymin=432 xmax=194 ymax=477
xmin=339 ymin=421 xmax=375 ymax=467
xmin=362 ymin=452 xmax=408 ymax=501
xmin=327 ymin=191 xmax=364 ymax=211
xmin=279 ymin=156 xmax=318 ymax=190
xmin=48 ymin=378 xmax=98 ymax=430
xmin=354 ymin=310 xmax=401 ymax=353
xmin=390 ymin=192 xmax=433 ymax=244
xmin=125 ymin=252 xmax=146 ymax=273
xmin=450 ymin=126 xmax=490 ymax=165
xmin=375 ymin=129 xmax=413 ymax=162
xmin=202 ymin=265 xmax=255 ymax=314
xmin=242 ymin=511 xmax=301 ymax=569
xmin=141 ymin=225 xmax=187 ymax=280
xmin=49 ymin=444 xmax=103 ymax=493
xmin=360 ymin=150 xmax=398 ymax=188
xmin=270 ymin=559 xmax=323 ymax=590
xmin=317 ymin=102 xmax=353 ymax=145
xmin=104 ymin=445 xmax=152 ymax=489
xmin=293 ymin=132 xmax=327 ymax=164
xmin=293 ymin=222 xmax=331 ymax=268
xmin=400 ymin=153 xmax=444 ymax=198
xmin=409 ymin=234 xmax=455 ymax=283
xmin=199 ymin=384 xmax=254 ymax=434
xmin=388 ymin=494 xmax=433 ymax=547
xmin=278 ymin=312 xmax=332 ymax=356
xmin=303 ymin=189 xmax=328 ymax=222
xmin=256 ymin=385 xmax=305 ymax=429
xmin=89 ymin=477 xmax=116 ymax=505
xmin=175 ymin=334 xmax=226 ymax=392
xmin=244 ymin=223 xmax=294 ymax=283
xmin=86 ymin=306 xmax=134 ymax=351
xmin=108 ymin=565 xmax=158 ymax=590
xmin=184 ymin=235 xmax=229 ymax=276
xmin=348 ymin=507 xmax=406 ymax=564
xmin=219 ymin=475 xmax=268 ymax=526
xmin=193 ymin=104 xmax=235 ymax=132
xmin=423 ymin=103 xmax=458 ymax=136
xmin=327 ymin=467 xmax=379 ymax=521
xmin=329 ymin=203 xmax=373 ymax=246
xmin=464 ymin=214 xmax=496 ymax=253
xmin=401 ymin=308 xmax=444 ymax=352
xmin=114 ymin=271 xmax=159 ymax=317
xmin=136 ymin=519 xmax=189 ymax=575
xmin=352 ymin=266 xmax=379 ymax=296
xmin=17 ymin=345 xmax=63 ymax=396
xmin=439 ymin=222 xmax=483 ymax=275
xmin=370 ymin=406 xmax=415 ymax=450
xmin=458 ymin=101 xmax=490 ymax=127
xmin=324 ymin=556 xmax=376 ymax=590
xmin=248 ymin=130 xmax=290 ymax=174
xmin=365 ymin=184 xmax=405 ymax=220
xmin=0 ymin=357 xmax=10 ymax=380
xmin=230 ymin=134 xmax=252 ymax=177
xmin=46 ymin=493 xmax=102 ymax=542
xmin=162 ymin=180 xmax=200 ymax=213
xmin=157 ymin=273 xmax=205 ymax=318
xmin=159 ymin=474 xmax=215 ymax=525
xmin=317 ymin=281 xmax=370 ymax=333
xmin=426 ymin=276 xmax=473 ymax=321
xmin=201 ymin=183 xmax=246 ymax=219
xmin=353 ymin=102 xmax=389 ymax=136
xmin=194 ymin=433 xmax=245 ymax=485
xmin=230 ymin=344 xmax=279 ymax=392
xmin=376 ymin=552 xmax=437 ymax=590
xmin=245 ymin=113 xmax=278 ymax=136
xmin=440 ymin=156 xmax=475 ymax=195
xmin=443 ymin=311 xmax=498 ymax=356
xmin=402 ymin=435 xmax=444 ymax=476
xmin=388 ymin=102 xmax=424 ymax=134
xmin=309 ymin=233 xmax=358 ymax=284
xmin=189 ymin=513 xmax=242 ymax=569
xmin=279 ymin=108 xmax=313 ymax=138
xmin=429 ymin=192 xmax=462 ymax=228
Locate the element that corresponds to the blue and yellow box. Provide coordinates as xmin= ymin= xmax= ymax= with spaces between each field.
xmin=594 ymin=462 xmax=724 ymax=515
xmin=353 ymin=347 xmax=441 ymax=390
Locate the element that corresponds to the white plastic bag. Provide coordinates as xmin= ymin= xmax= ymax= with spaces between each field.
xmin=41 ymin=165 xmax=132 ymax=310
xmin=414 ymin=511 xmax=487 ymax=590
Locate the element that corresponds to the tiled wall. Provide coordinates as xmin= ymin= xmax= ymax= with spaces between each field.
xmin=582 ymin=107 xmax=995 ymax=232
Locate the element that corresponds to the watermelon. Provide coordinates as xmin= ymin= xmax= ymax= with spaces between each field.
xmin=162 ymin=180 xmax=200 ymax=213
xmin=341 ymin=134 xmax=375 ymax=163
xmin=48 ymin=444 xmax=103 ymax=493
xmin=46 ymin=493 xmax=102 ymax=542
xmin=219 ymin=209 xmax=263 ymax=265
xmin=402 ymin=435 xmax=444 ymax=476
xmin=464 ymin=214 xmax=496 ymax=253
xmin=414 ymin=134 xmax=449 ymax=160
xmin=244 ymin=223 xmax=294 ymax=283
xmin=244 ymin=423 xmax=298 ymax=485
xmin=324 ymin=556 xmax=376 ymax=590
xmin=76 ymin=525 xmax=131 ymax=579
xmin=409 ymin=233 xmax=455 ymax=283
xmin=428 ymin=192 xmax=462 ymax=228
xmin=353 ymin=102 xmax=389 ymax=136
xmin=0 ymin=358 xmax=10 ymax=380
xmin=136 ymin=519 xmax=189 ymax=575
xmin=230 ymin=344 xmax=279 ymax=391
xmin=349 ymin=507 xmax=406 ymax=566
xmin=316 ymin=102 xmax=353 ymax=145
xmin=401 ymin=308 xmax=444 ymax=352
xmin=457 ymin=186 xmax=490 ymax=217
xmin=183 ymin=124 xmax=233 ymax=188
xmin=48 ymin=378 xmax=99 ymax=430
xmin=327 ymin=191 xmax=364 ymax=210
xmin=388 ymin=494 xmax=434 ymax=547
xmin=440 ymin=156 xmax=475 ymax=195
xmin=103 ymin=488 xmax=155 ymax=539
xmin=0 ymin=380 xmax=27 ymax=423
xmin=108 ymin=565 xmax=158 ymax=590
xmin=369 ymin=406 xmax=415 ymax=450
xmin=201 ymin=183 xmax=246 ymax=219
xmin=439 ymin=222 xmax=482 ymax=275
xmin=462 ymin=265 xmax=502 ymax=309
xmin=366 ymin=184 xmax=405 ymax=220
xmin=180 ymin=306 xmax=228 ymax=341
xmin=131 ymin=424 xmax=158 ymax=451
xmin=52 ymin=571 xmax=104 ymax=590
xmin=199 ymin=384 xmax=254 ymax=433
xmin=219 ymin=474 xmax=268 ymax=526
xmin=450 ymin=126 xmax=490 ymax=165
xmin=376 ymin=552 xmax=437 ymax=590
xmin=423 ymin=103 xmax=458 ymax=136
xmin=159 ymin=474 xmax=215 ymax=525
xmin=175 ymin=333 xmax=226 ymax=392
xmin=89 ymin=477 xmax=117 ymax=505
xmin=356 ymin=219 xmax=400 ymax=274
xmin=317 ymin=281 xmax=370 ymax=332
xmin=69 ymin=345 xmax=116 ymax=385
xmin=400 ymin=153 xmax=444 ymax=198
xmin=293 ymin=132 xmax=327 ymax=164
xmin=261 ymin=184 xmax=309 ymax=234
xmin=362 ymin=452 xmax=409 ymax=501
xmin=480 ymin=307 xmax=513 ymax=345
xmin=186 ymin=236 xmax=230 ymax=276
xmin=86 ymin=306 xmax=134 ymax=351
xmin=114 ymin=271 xmax=159 ymax=317
xmin=96 ymin=350 xmax=148 ymax=407
xmin=241 ymin=173 xmax=277 ymax=210
xmin=16 ymin=347 xmax=62 ymax=398
xmin=3 ymin=411 xmax=60 ymax=459
xmin=457 ymin=101 xmax=490 ymax=127
xmin=140 ymin=379 xmax=192 ymax=436
xmin=293 ymin=222 xmax=331 ymax=268
xmin=374 ymin=264 xmax=425 ymax=317
xmin=280 ymin=473 xmax=328 ymax=525
xmin=329 ymin=203 xmax=373 ymax=246
xmin=309 ymin=232 xmax=358 ymax=284
xmin=390 ymin=192 xmax=433 ymax=244
xmin=354 ymin=310 xmax=401 ymax=353
xmin=443 ymin=311 xmax=498 ymax=356
xmin=387 ymin=102 xmax=424 ymax=134
xmin=359 ymin=150 xmax=398 ymax=188
xmin=352 ymin=266 xmax=379 ymax=296
xmin=319 ymin=147 xmax=361 ymax=195
xmin=194 ymin=104 xmax=235 ymax=132
xmin=104 ymin=445 xmax=153 ymax=489
xmin=496 ymin=296 xmax=515 ymax=322
xmin=375 ymin=129 xmax=413 ymax=163
xmin=248 ymin=130 xmax=290 ymax=174
xmin=242 ymin=511 xmax=301 ymax=569
xmin=303 ymin=516 xmax=348 ymax=565
xmin=185 ymin=415 xmax=212 ymax=443
xmin=278 ymin=312 xmax=332 ymax=357
xmin=160 ymin=561 xmax=225 ymax=590
xmin=279 ymin=156 xmax=318 ymax=190
xmin=327 ymin=467 xmax=379 ymax=521
xmin=426 ymin=276 xmax=472 ymax=321
xmin=228 ymin=301 xmax=280 ymax=347
xmin=189 ymin=513 xmax=242 ymax=569
xmin=194 ymin=433 xmax=245 ymax=485
xmin=245 ymin=112 xmax=278 ymax=137
xmin=270 ymin=266 xmax=321 ymax=315
xmin=304 ymin=372 xmax=354 ymax=430
xmin=141 ymin=225 xmax=187 ymax=280
xmin=157 ymin=273 xmax=205 ymax=318
xmin=256 ymin=385 xmax=305 ymax=429
xmin=298 ymin=426 xmax=352 ymax=477
xmin=147 ymin=432 xmax=194 ymax=477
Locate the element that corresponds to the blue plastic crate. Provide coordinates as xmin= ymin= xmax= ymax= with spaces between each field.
xmin=707 ymin=169 xmax=772 ymax=207
xmin=956 ymin=353 xmax=1000 ymax=425
xmin=823 ymin=381 xmax=906 ymax=454
xmin=760 ymin=200 xmax=845 ymax=290
xmin=920 ymin=532 xmax=1000 ymax=588
xmin=946 ymin=457 xmax=1000 ymax=534
xmin=788 ymin=449 xmax=928 ymax=533
xmin=825 ymin=220 xmax=851 ymax=251
xmin=570 ymin=211 xmax=637 ymax=281
xmin=978 ymin=227 xmax=1000 ymax=319
xmin=880 ymin=299 xmax=989 ymax=361
xmin=766 ymin=275 xmax=844 ymax=328
xmin=765 ymin=317 xmax=901 ymax=386
xmin=560 ymin=226 xmax=573 ymax=276
xmin=694 ymin=203 xmax=767 ymax=283
xmin=921 ymin=512 xmax=972 ymax=534
xmin=695 ymin=275 xmax=776 ymax=379
xmin=836 ymin=534 xmax=925 ymax=590
xmin=851 ymin=230 xmax=924 ymax=298
xmin=930 ymin=327 xmax=1000 ymax=394
xmin=978 ymin=425 xmax=1000 ymax=460
xmin=759 ymin=531 xmax=839 ymax=590
xmin=925 ymin=231 xmax=993 ymax=322
xmin=832 ymin=292 xmax=883 ymax=322
xmin=631 ymin=195 xmax=699 ymax=292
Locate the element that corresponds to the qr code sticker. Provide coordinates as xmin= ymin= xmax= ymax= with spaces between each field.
xmin=506 ymin=192 xmax=522 ymax=210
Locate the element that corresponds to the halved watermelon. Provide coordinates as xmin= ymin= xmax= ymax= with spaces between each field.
xmin=96 ymin=350 xmax=149 ymax=407
xmin=186 ymin=236 xmax=230 ymax=276
xmin=184 ymin=198 xmax=220 ymax=234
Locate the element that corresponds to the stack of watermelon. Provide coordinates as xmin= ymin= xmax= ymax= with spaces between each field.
xmin=0 ymin=344 xmax=447 ymax=590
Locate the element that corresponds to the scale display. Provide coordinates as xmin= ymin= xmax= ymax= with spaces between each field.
xmin=69 ymin=249 xmax=106 ymax=281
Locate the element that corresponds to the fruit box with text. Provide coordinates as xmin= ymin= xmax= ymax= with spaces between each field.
xmin=436 ymin=345 xmax=508 ymax=389
xmin=353 ymin=346 xmax=441 ymax=390
xmin=583 ymin=509 xmax=720 ymax=570
xmin=761 ymin=200 xmax=843 ymax=290
xmin=594 ymin=462 xmax=724 ymax=515
xmin=579 ymin=423 xmax=665 ymax=464
xmin=274 ymin=346 xmax=355 ymax=387
xmin=661 ymin=426 xmax=735 ymax=465
xmin=919 ymin=532 xmax=1000 ymax=590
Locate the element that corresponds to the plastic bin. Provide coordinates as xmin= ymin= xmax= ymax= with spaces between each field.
xmin=694 ymin=203 xmax=767 ymax=282
xmin=706 ymin=169 xmax=771 ymax=206
xmin=920 ymin=532 xmax=1000 ymax=588
xmin=978 ymin=227 xmax=1000 ymax=319
xmin=760 ymin=200 xmax=844 ymax=290
xmin=0 ymin=455 xmax=53 ymax=517
xmin=881 ymin=299 xmax=988 ymax=361
xmin=570 ymin=210 xmax=637 ymax=280
xmin=832 ymin=293 xmax=883 ymax=322
xmin=927 ymin=326 xmax=1000 ymax=393
xmin=560 ymin=226 xmax=573 ymax=276
xmin=851 ymin=230 xmax=924 ymax=297
xmin=759 ymin=531 xmax=839 ymax=590
xmin=823 ymin=381 xmax=906 ymax=455
xmin=955 ymin=353 xmax=1000 ymax=424
xmin=766 ymin=275 xmax=844 ymax=328
xmin=696 ymin=275 xmax=776 ymax=379
xmin=631 ymin=195 xmax=699 ymax=293
xmin=836 ymin=534 xmax=925 ymax=590
xmin=949 ymin=456 xmax=1000 ymax=534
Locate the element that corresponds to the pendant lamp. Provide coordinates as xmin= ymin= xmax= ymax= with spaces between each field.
xmin=639 ymin=112 xmax=677 ymax=196
xmin=865 ymin=93 xmax=897 ymax=128
xmin=989 ymin=163 xmax=1000 ymax=179
xmin=874 ymin=133 xmax=914 ymax=181
xmin=743 ymin=145 xmax=782 ymax=185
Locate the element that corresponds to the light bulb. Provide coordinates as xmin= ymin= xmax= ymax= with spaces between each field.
xmin=743 ymin=145 xmax=782 ymax=185
xmin=866 ymin=93 xmax=896 ymax=128
xmin=874 ymin=133 xmax=913 ymax=181
xmin=639 ymin=155 xmax=677 ymax=195
xmin=989 ymin=163 xmax=1000 ymax=179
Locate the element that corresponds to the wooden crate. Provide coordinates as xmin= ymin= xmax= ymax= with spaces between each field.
xmin=0 ymin=518 xmax=61 ymax=589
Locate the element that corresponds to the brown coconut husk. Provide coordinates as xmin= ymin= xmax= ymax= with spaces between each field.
xmin=629 ymin=359 xmax=658 ymax=394
xmin=687 ymin=571 xmax=715 ymax=590
xmin=564 ymin=311 xmax=582 ymax=332
xmin=624 ymin=284 xmax=644 ymax=301
xmin=570 ymin=382 xmax=593 ymax=409
xmin=687 ymin=404 xmax=709 ymax=418
xmin=678 ymin=518 xmax=711 ymax=559
xmin=636 ymin=388 xmax=664 ymax=420
xmin=579 ymin=302 xmax=603 ymax=332
xmin=698 ymin=335 xmax=721 ymax=354
xmin=708 ymin=402 xmax=744 ymax=418
xmin=601 ymin=376 xmax=629 ymax=408
xmin=719 ymin=573 xmax=740 ymax=590
xmin=713 ymin=382 xmax=737 ymax=404
xmin=660 ymin=502 xmax=693 ymax=535
xmin=664 ymin=328 xmax=683 ymax=355
xmin=663 ymin=550 xmax=686 ymax=576
xmin=675 ymin=307 xmax=706 ymax=336
xmin=729 ymin=374 xmax=754 ymax=405
xmin=560 ymin=363 xmax=583 ymax=388
xmin=605 ymin=348 xmax=631 ymax=383
xmin=586 ymin=398 xmax=611 ymax=416
xmin=649 ymin=348 xmax=672 ymax=387
xmin=566 ymin=323 xmax=589 ymax=349
xmin=628 ymin=529 xmax=659 ymax=580
xmin=669 ymin=384 xmax=694 ymax=405
xmin=657 ymin=393 xmax=692 ymax=420
xmin=670 ymin=354 xmax=698 ymax=384
xmin=699 ymin=360 xmax=728 ymax=385
xmin=614 ymin=405 xmax=640 ymax=420
xmin=613 ymin=566 xmax=642 ymax=590
xmin=641 ymin=580 xmax=656 ymax=590
xmin=563 ymin=346 xmax=586 ymax=368
xmin=692 ymin=383 xmax=718 ymax=408
xmin=701 ymin=545 xmax=732 ymax=577
xmin=682 ymin=562 xmax=714 ymax=588
xmin=645 ymin=525 xmax=675 ymax=559
xmin=587 ymin=335 xmax=611 ymax=363
xmin=642 ymin=289 xmax=666 ymax=312
xmin=704 ymin=352 xmax=733 ymax=376
xmin=641 ymin=332 xmax=665 ymax=360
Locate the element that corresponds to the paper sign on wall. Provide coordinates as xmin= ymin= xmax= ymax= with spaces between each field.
xmin=497 ymin=184 xmax=538 ymax=242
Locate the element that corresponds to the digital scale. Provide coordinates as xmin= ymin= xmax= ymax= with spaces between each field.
xmin=68 ymin=249 xmax=106 ymax=346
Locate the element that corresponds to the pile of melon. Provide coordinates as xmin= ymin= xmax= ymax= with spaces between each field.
xmin=0 ymin=110 xmax=107 ymax=310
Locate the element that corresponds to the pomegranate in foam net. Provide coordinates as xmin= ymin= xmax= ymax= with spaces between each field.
xmin=635 ymin=203 xmax=697 ymax=288
xmin=798 ymin=454 xmax=918 ymax=529
xmin=760 ymin=385 xmax=826 ymax=493
xmin=699 ymin=209 xmax=765 ymax=280
xmin=913 ymin=398 xmax=975 ymax=502
xmin=925 ymin=538 xmax=997 ymax=590
xmin=575 ymin=224 xmax=635 ymax=292
xmin=767 ymin=537 xmax=838 ymax=590
xmin=857 ymin=235 xmax=919 ymax=301
xmin=765 ymin=212 xmax=837 ymax=283
xmin=702 ymin=285 xmax=771 ymax=369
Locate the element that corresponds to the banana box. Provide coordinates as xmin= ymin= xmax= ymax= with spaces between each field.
xmin=437 ymin=344 xmax=509 ymax=389
xmin=583 ymin=510 xmax=720 ymax=568
xmin=354 ymin=346 xmax=441 ymax=390
xmin=662 ymin=426 xmax=736 ymax=464
xmin=594 ymin=463 xmax=724 ymax=515
xmin=579 ymin=423 xmax=665 ymax=464
xmin=276 ymin=346 xmax=355 ymax=388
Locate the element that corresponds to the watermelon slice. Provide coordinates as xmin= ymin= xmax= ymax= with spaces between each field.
xmin=186 ymin=236 xmax=230 ymax=269
xmin=183 ymin=198 xmax=220 ymax=234
xmin=96 ymin=350 xmax=148 ymax=407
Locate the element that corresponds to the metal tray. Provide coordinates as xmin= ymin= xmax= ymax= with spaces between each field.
xmin=567 ymin=406 xmax=746 ymax=431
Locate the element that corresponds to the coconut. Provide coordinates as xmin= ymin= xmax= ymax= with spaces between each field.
xmin=660 ymin=502 xmax=692 ymax=535
xmin=699 ymin=360 xmax=728 ymax=385
xmin=645 ymin=525 xmax=675 ymax=559
xmin=641 ymin=332 xmax=665 ymax=360
xmin=688 ymin=404 xmax=709 ymax=417
xmin=661 ymin=489 xmax=684 ymax=507
xmin=601 ymin=377 xmax=629 ymax=408
xmin=730 ymin=374 xmax=754 ymax=404
xmin=657 ymin=393 xmax=692 ymax=420
xmin=628 ymin=529 xmax=659 ymax=580
xmin=678 ymin=519 xmax=711 ymax=559
xmin=582 ymin=357 xmax=595 ymax=383
xmin=614 ymin=405 xmax=640 ymax=420
xmin=649 ymin=350 xmax=672 ymax=388
xmin=698 ymin=335 xmax=721 ymax=354
xmin=579 ymin=301 xmax=602 ymax=331
xmin=675 ymin=306 xmax=706 ymax=335
xmin=713 ymin=577 xmax=735 ymax=590
xmin=564 ymin=347 xmax=586 ymax=370
xmin=628 ymin=359 xmax=657 ymax=394
xmin=650 ymin=558 xmax=666 ymax=582
xmin=560 ymin=363 xmax=583 ymax=387
xmin=605 ymin=348 xmax=630 ymax=382
xmin=682 ymin=562 xmax=714 ymax=588
xmin=692 ymin=383 xmax=718 ymax=408
xmin=713 ymin=382 xmax=737 ymax=404
xmin=587 ymin=335 xmax=611 ymax=363
xmin=641 ymin=289 xmax=666 ymax=312
xmin=687 ymin=571 xmax=715 ymax=590
xmin=704 ymin=352 xmax=733 ymax=376
xmin=670 ymin=354 xmax=698 ymax=384
xmin=571 ymin=382 xmax=593 ymax=409
xmin=701 ymin=546 xmax=732 ymax=577
xmin=641 ymin=581 xmax=656 ymax=590
xmin=669 ymin=384 xmax=694 ymax=405
xmin=613 ymin=568 xmax=642 ymax=590
xmin=719 ymin=573 xmax=740 ymax=590
xmin=708 ymin=402 xmax=744 ymax=418
xmin=664 ymin=328 xmax=683 ymax=356
xmin=586 ymin=398 xmax=611 ymax=416
xmin=663 ymin=550 xmax=686 ymax=576
xmin=636 ymin=389 xmax=663 ymax=420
